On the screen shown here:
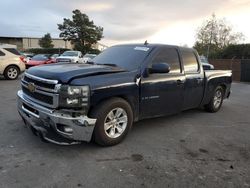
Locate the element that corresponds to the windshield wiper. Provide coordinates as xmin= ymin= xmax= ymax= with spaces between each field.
xmin=101 ymin=63 xmax=117 ymax=67
xmin=86 ymin=62 xmax=118 ymax=67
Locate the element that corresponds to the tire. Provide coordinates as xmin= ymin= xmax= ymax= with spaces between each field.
xmin=4 ymin=66 xmax=20 ymax=80
xmin=205 ymin=86 xmax=224 ymax=113
xmin=90 ymin=98 xmax=133 ymax=146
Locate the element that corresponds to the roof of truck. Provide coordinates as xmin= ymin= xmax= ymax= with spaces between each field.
xmin=113 ymin=43 xmax=194 ymax=51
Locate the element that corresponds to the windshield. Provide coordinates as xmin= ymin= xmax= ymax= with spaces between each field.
xmin=61 ymin=51 xmax=78 ymax=57
xmin=92 ymin=45 xmax=152 ymax=71
xmin=51 ymin=54 xmax=59 ymax=58
xmin=4 ymin=48 xmax=21 ymax=55
xmin=31 ymin=54 xmax=49 ymax=61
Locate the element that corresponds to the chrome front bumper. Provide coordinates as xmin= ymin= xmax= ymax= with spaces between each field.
xmin=17 ymin=90 xmax=96 ymax=145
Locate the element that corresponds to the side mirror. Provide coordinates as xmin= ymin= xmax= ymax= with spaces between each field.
xmin=150 ymin=63 xmax=170 ymax=74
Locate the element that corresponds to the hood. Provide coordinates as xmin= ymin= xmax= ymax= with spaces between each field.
xmin=26 ymin=63 xmax=126 ymax=83
xmin=57 ymin=56 xmax=77 ymax=59
xmin=26 ymin=60 xmax=47 ymax=65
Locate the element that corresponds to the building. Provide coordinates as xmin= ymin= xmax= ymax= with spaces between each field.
xmin=0 ymin=43 xmax=17 ymax=48
xmin=0 ymin=36 xmax=107 ymax=51
xmin=92 ymin=42 xmax=108 ymax=51
xmin=0 ymin=36 xmax=72 ymax=50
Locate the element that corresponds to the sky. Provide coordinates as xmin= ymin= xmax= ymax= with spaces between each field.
xmin=0 ymin=0 xmax=250 ymax=47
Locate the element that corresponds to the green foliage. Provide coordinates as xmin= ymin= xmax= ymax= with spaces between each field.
xmin=39 ymin=33 xmax=54 ymax=48
xmin=87 ymin=48 xmax=101 ymax=55
xmin=194 ymin=14 xmax=244 ymax=58
xmin=58 ymin=9 xmax=103 ymax=54
xmin=24 ymin=48 xmax=70 ymax=55
xmin=214 ymin=44 xmax=250 ymax=59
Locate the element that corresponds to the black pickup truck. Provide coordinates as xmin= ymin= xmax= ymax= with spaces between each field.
xmin=17 ymin=44 xmax=232 ymax=146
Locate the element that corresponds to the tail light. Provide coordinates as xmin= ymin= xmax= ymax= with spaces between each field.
xmin=19 ymin=56 xmax=26 ymax=63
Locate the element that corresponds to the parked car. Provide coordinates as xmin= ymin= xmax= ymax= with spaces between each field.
xmin=83 ymin=53 xmax=97 ymax=63
xmin=21 ymin=52 xmax=34 ymax=63
xmin=0 ymin=46 xmax=25 ymax=79
xmin=56 ymin=51 xmax=83 ymax=63
xmin=200 ymin=56 xmax=214 ymax=70
xmin=25 ymin=54 xmax=55 ymax=69
xmin=17 ymin=44 xmax=232 ymax=146
xmin=50 ymin=54 xmax=59 ymax=63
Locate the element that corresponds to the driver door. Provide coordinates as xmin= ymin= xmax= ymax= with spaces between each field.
xmin=140 ymin=47 xmax=185 ymax=119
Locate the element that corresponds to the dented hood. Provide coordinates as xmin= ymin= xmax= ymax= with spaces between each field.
xmin=26 ymin=63 xmax=126 ymax=83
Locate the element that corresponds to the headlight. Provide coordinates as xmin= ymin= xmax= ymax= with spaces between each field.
xmin=59 ymin=85 xmax=90 ymax=108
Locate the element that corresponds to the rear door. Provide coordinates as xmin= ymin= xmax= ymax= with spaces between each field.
xmin=0 ymin=49 xmax=6 ymax=73
xmin=140 ymin=47 xmax=185 ymax=118
xmin=180 ymin=49 xmax=205 ymax=110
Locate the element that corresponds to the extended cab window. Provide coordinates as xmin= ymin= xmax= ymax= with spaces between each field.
xmin=0 ymin=50 xmax=5 ymax=56
xmin=151 ymin=48 xmax=181 ymax=73
xmin=182 ymin=50 xmax=199 ymax=73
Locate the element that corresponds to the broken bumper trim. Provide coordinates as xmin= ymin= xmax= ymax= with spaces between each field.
xmin=17 ymin=90 xmax=97 ymax=145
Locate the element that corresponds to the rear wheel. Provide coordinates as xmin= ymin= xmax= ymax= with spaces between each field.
xmin=91 ymin=98 xmax=133 ymax=146
xmin=4 ymin=66 xmax=20 ymax=80
xmin=205 ymin=86 xmax=224 ymax=113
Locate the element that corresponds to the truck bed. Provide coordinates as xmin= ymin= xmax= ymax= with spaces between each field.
xmin=204 ymin=70 xmax=232 ymax=80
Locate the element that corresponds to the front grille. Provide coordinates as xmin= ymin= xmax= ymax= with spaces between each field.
xmin=23 ymin=75 xmax=55 ymax=89
xmin=22 ymin=86 xmax=53 ymax=105
xmin=21 ymin=73 xmax=59 ymax=108
xmin=57 ymin=58 xmax=71 ymax=63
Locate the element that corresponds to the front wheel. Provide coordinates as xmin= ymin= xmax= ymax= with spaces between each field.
xmin=91 ymin=98 xmax=133 ymax=146
xmin=205 ymin=86 xmax=224 ymax=113
xmin=4 ymin=66 xmax=20 ymax=80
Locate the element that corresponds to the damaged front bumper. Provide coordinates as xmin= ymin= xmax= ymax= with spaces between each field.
xmin=17 ymin=90 xmax=96 ymax=145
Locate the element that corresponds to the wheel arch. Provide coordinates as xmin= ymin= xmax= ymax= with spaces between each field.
xmin=4 ymin=64 xmax=21 ymax=73
xmin=201 ymin=79 xmax=228 ymax=106
xmin=88 ymin=95 xmax=138 ymax=122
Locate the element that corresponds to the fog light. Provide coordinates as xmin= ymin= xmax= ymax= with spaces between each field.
xmin=57 ymin=124 xmax=73 ymax=134
xmin=67 ymin=98 xmax=79 ymax=105
xmin=64 ymin=127 xmax=73 ymax=133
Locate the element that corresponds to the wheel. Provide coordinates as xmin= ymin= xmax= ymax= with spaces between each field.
xmin=91 ymin=98 xmax=133 ymax=146
xmin=4 ymin=66 xmax=20 ymax=80
xmin=205 ymin=86 xmax=224 ymax=113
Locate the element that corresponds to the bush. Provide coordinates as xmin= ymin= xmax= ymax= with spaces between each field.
xmin=24 ymin=48 xmax=102 ymax=55
xmin=209 ymin=44 xmax=250 ymax=59
xmin=24 ymin=48 xmax=70 ymax=55
xmin=87 ymin=48 xmax=101 ymax=55
xmin=220 ymin=44 xmax=250 ymax=59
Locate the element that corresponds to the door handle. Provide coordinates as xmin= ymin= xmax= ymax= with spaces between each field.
xmin=177 ymin=79 xmax=184 ymax=85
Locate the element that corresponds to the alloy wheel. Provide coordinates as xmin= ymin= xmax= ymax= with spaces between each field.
xmin=7 ymin=67 xmax=18 ymax=79
xmin=104 ymin=108 xmax=128 ymax=139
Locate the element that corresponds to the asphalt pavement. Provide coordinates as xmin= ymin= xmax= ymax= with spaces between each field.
xmin=0 ymin=76 xmax=250 ymax=188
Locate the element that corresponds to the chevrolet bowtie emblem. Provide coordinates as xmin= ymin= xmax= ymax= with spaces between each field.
xmin=28 ymin=82 xmax=36 ymax=93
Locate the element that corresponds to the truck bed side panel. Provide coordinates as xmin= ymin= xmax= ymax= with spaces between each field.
xmin=201 ymin=70 xmax=232 ymax=106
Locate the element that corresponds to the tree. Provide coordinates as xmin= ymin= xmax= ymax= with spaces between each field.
xmin=57 ymin=9 xmax=104 ymax=54
xmin=218 ymin=44 xmax=250 ymax=59
xmin=194 ymin=14 xmax=244 ymax=58
xmin=39 ymin=33 xmax=54 ymax=48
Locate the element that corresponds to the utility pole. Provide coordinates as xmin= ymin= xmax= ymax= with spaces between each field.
xmin=206 ymin=15 xmax=215 ymax=59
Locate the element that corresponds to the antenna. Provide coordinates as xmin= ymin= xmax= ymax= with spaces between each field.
xmin=144 ymin=40 xmax=148 ymax=45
